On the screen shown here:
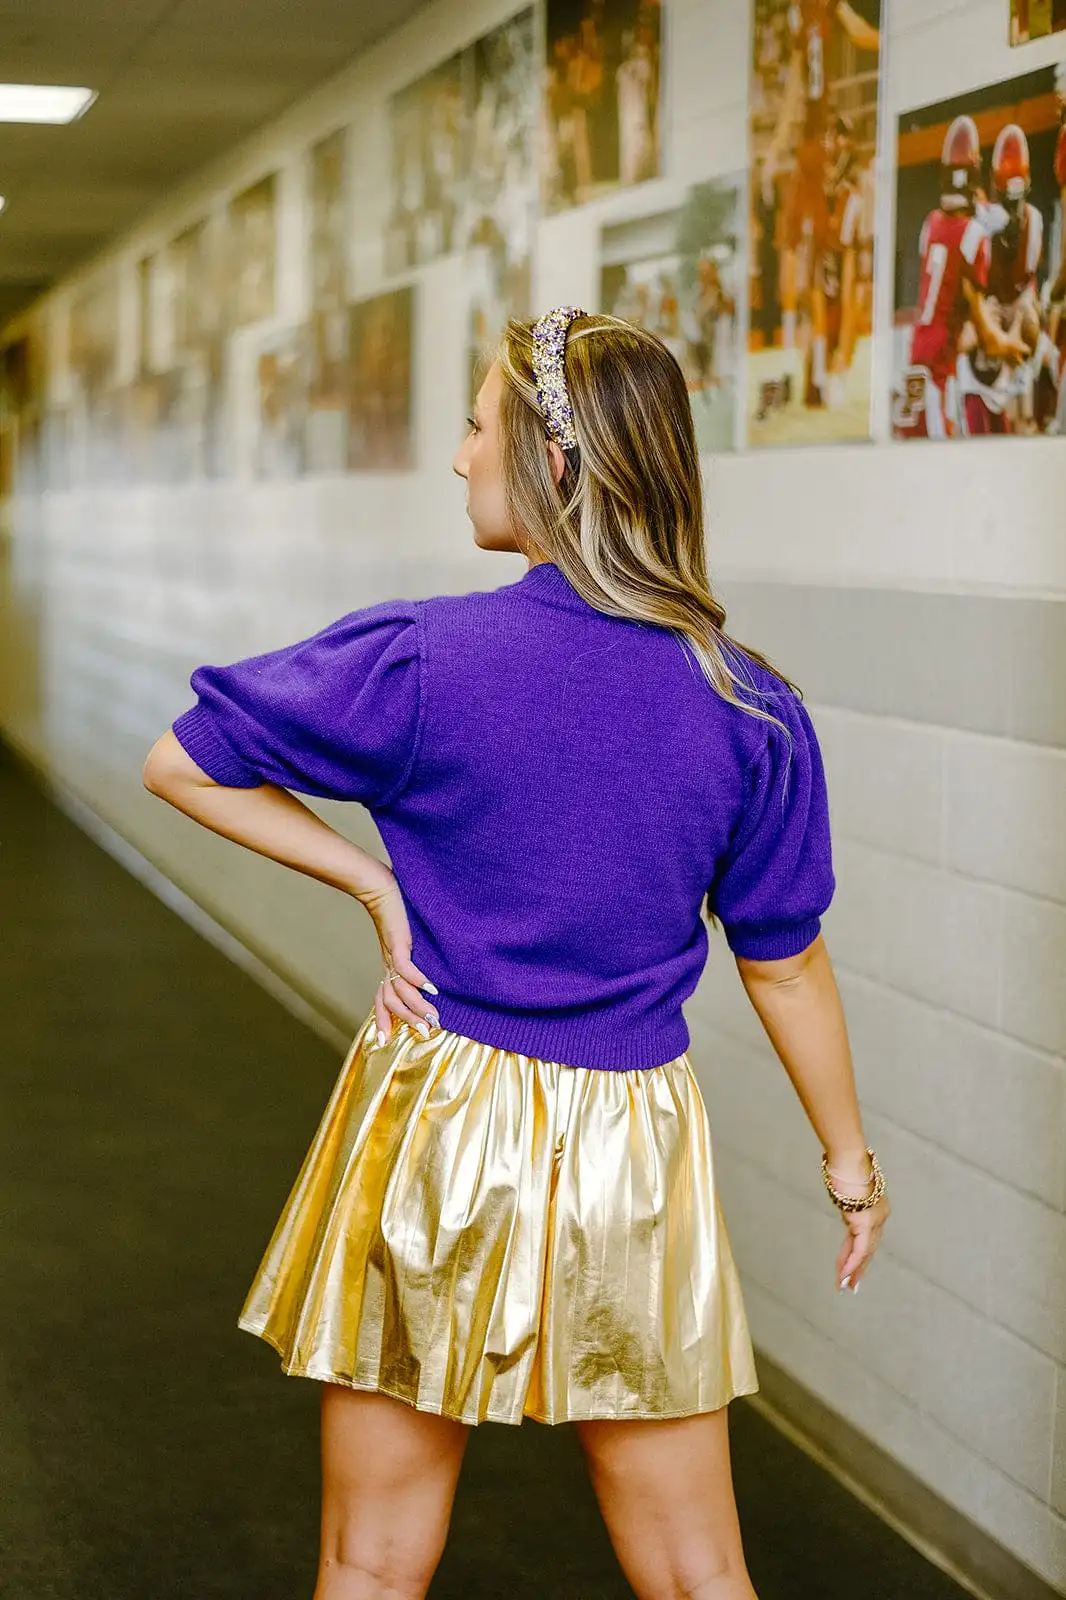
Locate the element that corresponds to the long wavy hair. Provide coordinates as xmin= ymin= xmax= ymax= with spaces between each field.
xmin=494 ymin=312 xmax=805 ymax=928
xmin=496 ymin=313 xmax=803 ymax=717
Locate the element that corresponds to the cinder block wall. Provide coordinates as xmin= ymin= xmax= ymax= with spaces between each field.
xmin=0 ymin=0 xmax=1063 ymax=1584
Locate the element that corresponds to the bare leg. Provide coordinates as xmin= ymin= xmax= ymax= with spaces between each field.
xmin=314 ymin=1386 xmax=469 ymax=1600
xmin=779 ymin=247 xmax=797 ymax=347
xmin=577 ymin=1407 xmax=759 ymax=1600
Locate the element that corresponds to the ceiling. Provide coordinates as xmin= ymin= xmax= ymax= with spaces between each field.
xmin=0 ymin=0 xmax=427 ymax=326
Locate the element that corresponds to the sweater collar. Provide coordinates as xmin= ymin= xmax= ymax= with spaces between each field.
xmin=512 ymin=560 xmax=593 ymax=613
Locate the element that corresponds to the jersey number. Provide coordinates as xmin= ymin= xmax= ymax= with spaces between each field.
xmin=919 ymin=242 xmax=949 ymax=326
xmin=807 ymin=30 xmax=825 ymax=100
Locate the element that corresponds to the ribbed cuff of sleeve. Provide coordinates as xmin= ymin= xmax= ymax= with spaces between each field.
xmin=723 ymin=916 xmax=822 ymax=962
xmin=171 ymin=705 xmax=261 ymax=788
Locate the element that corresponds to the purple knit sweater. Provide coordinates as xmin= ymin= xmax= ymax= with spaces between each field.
xmin=172 ymin=560 xmax=835 ymax=1071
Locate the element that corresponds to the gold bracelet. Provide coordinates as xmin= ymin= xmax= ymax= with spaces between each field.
xmin=821 ymin=1148 xmax=885 ymax=1214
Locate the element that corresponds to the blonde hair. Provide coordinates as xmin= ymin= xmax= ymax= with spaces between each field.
xmin=495 ymin=312 xmax=803 ymax=738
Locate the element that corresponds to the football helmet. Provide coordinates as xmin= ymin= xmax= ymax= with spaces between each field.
xmin=940 ymin=114 xmax=981 ymax=207
xmin=991 ymin=124 xmax=1031 ymax=213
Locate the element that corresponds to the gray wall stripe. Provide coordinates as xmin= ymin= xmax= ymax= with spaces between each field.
xmin=718 ymin=583 xmax=1066 ymax=748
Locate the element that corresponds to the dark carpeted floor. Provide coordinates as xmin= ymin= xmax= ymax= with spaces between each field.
xmin=0 ymin=743 xmax=971 ymax=1599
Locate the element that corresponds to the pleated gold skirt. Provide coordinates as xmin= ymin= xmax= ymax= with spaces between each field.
xmin=238 ymin=1007 xmax=759 ymax=1426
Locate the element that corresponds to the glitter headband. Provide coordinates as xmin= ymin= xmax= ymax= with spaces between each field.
xmin=531 ymin=305 xmax=586 ymax=452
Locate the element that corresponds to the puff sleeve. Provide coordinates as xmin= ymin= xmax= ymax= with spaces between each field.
xmin=170 ymin=598 xmax=422 ymax=808
xmin=709 ymin=689 xmax=835 ymax=961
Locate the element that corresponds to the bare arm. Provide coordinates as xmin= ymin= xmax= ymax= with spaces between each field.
xmin=143 ymin=730 xmax=389 ymax=899
xmin=735 ymin=933 xmax=889 ymax=1288
xmin=142 ymin=732 xmax=439 ymax=1037
xmin=836 ymin=1 xmax=880 ymax=53
xmin=962 ymin=277 xmax=1028 ymax=365
xmin=735 ymin=934 xmax=866 ymax=1165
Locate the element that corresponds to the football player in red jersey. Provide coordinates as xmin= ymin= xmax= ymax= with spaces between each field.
xmin=958 ymin=123 xmax=1043 ymax=434
xmin=894 ymin=114 xmax=1029 ymax=439
xmin=760 ymin=1 xmax=880 ymax=352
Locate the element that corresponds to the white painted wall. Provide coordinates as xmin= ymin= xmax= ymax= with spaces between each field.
xmin=1 ymin=0 xmax=1064 ymax=1585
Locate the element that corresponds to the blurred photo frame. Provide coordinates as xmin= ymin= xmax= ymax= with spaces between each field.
xmin=462 ymin=7 xmax=538 ymax=404
xmin=170 ymin=211 xmax=230 ymax=354
xmin=255 ymin=326 xmax=310 ymax=480
xmin=1010 ymin=1 xmax=1066 ymax=45
xmin=229 ymin=175 xmax=278 ymax=328
xmin=309 ymin=128 xmax=350 ymax=315
xmin=68 ymin=274 xmax=122 ymax=483
xmin=746 ymin=0 xmax=881 ymax=447
xmin=385 ymin=51 xmax=471 ymax=272
xmin=543 ymin=0 xmax=663 ymax=215
xmin=306 ymin=128 xmax=352 ymax=473
xmin=348 ymin=286 xmax=415 ymax=470
xmin=600 ymin=175 xmax=744 ymax=454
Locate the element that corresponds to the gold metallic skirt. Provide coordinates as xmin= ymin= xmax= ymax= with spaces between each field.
xmin=238 ymin=1007 xmax=759 ymax=1426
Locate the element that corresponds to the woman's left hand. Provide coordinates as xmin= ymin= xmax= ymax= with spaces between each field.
xmin=355 ymin=868 xmax=439 ymax=1044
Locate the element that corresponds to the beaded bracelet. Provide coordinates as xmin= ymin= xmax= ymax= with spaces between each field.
xmin=821 ymin=1147 xmax=886 ymax=1214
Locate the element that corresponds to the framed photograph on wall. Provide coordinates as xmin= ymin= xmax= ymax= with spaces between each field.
xmin=229 ymin=175 xmax=278 ymax=327
xmin=309 ymin=127 xmax=350 ymax=317
xmin=254 ymin=326 xmax=310 ymax=480
xmin=385 ymin=51 xmax=470 ymax=273
xmin=463 ymin=7 xmax=538 ymax=405
xmin=891 ymin=63 xmax=1066 ymax=440
xmin=543 ymin=0 xmax=663 ymax=215
xmin=307 ymin=128 xmax=352 ymax=472
xmin=745 ymin=0 xmax=881 ymax=447
xmin=1010 ymin=2 xmax=1066 ymax=45
xmin=348 ymin=286 xmax=415 ymax=471
xmin=599 ymin=175 xmax=744 ymax=454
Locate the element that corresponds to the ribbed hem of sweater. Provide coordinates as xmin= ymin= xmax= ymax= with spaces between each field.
xmin=724 ymin=916 xmax=822 ymax=961
xmin=432 ymin=995 xmax=692 ymax=1072
xmin=171 ymin=705 xmax=259 ymax=788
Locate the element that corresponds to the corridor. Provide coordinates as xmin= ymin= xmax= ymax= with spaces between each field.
xmin=0 ymin=742 xmax=972 ymax=1600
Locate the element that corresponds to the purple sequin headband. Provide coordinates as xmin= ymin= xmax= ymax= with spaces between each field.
xmin=531 ymin=305 xmax=586 ymax=452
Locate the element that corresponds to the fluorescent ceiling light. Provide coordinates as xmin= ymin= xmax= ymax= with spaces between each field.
xmin=0 ymin=85 xmax=96 ymax=124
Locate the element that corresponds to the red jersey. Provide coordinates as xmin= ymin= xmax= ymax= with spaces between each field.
xmin=909 ymin=207 xmax=990 ymax=386
xmin=987 ymin=202 xmax=1043 ymax=304
xmin=789 ymin=0 xmax=833 ymax=143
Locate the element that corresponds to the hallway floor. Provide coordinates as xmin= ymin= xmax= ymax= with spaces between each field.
xmin=0 ymin=744 xmax=973 ymax=1600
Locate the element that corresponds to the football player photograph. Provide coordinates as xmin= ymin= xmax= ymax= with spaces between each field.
xmin=893 ymin=65 xmax=1066 ymax=440
xmin=747 ymin=0 xmax=881 ymax=444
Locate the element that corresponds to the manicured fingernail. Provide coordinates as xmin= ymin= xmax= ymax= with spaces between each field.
xmin=415 ymin=1022 xmax=430 ymax=1039
xmin=851 ymin=1281 xmax=861 ymax=1293
xmin=376 ymin=1029 xmax=386 ymax=1047
xmin=424 ymin=1009 xmax=439 ymax=1027
xmin=421 ymin=980 xmax=439 ymax=994
xmin=840 ymin=1275 xmax=851 ymax=1290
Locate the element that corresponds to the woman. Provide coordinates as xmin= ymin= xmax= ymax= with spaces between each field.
xmin=143 ymin=308 xmax=889 ymax=1600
